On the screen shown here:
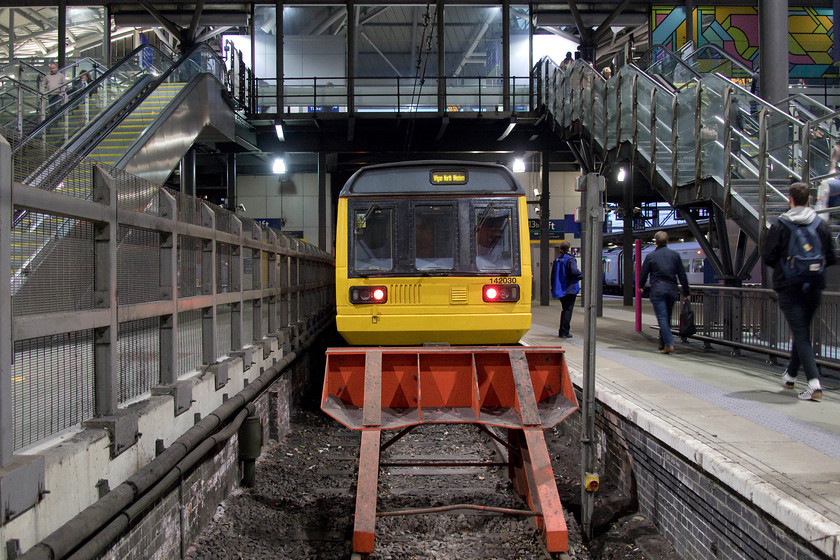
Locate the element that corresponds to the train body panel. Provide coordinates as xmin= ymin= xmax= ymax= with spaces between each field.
xmin=335 ymin=161 xmax=532 ymax=346
xmin=602 ymin=241 xmax=709 ymax=293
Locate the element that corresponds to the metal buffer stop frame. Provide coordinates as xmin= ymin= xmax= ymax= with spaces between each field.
xmin=321 ymin=346 xmax=579 ymax=556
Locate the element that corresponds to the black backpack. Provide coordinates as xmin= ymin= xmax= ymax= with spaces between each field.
xmin=780 ymin=218 xmax=825 ymax=286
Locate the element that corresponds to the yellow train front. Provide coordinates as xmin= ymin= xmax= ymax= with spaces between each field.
xmin=335 ymin=160 xmax=532 ymax=346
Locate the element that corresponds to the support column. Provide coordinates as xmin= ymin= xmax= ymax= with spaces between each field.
xmin=0 ymin=136 xmax=12 ymax=464
xmin=201 ymin=204 xmax=217 ymax=365
xmin=437 ymin=0 xmax=445 ymax=113
xmin=684 ymin=0 xmax=694 ymax=49
xmin=539 ymin=150 xmax=550 ymax=306
xmin=347 ymin=1 xmax=356 ymax=114
xmin=181 ymin=148 xmax=196 ymax=197
xmin=8 ymin=9 xmax=14 ymax=62
xmin=502 ymin=0 xmax=510 ymax=113
xmin=104 ymin=5 xmax=112 ymax=66
xmin=227 ymin=152 xmax=237 ymax=211
xmin=275 ymin=0 xmax=284 ymax=114
xmin=758 ymin=0 xmax=788 ymax=106
xmin=318 ymin=151 xmax=327 ymax=249
xmin=622 ymin=169 xmax=634 ymax=306
xmin=57 ymin=1 xmax=67 ymax=69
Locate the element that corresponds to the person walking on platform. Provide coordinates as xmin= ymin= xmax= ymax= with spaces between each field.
xmin=763 ymin=182 xmax=837 ymax=401
xmin=639 ymin=231 xmax=691 ymax=354
xmin=551 ymin=241 xmax=582 ymax=338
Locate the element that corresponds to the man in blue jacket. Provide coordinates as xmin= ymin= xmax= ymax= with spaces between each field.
xmin=551 ymin=241 xmax=582 ymax=338
xmin=639 ymin=231 xmax=691 ymax=354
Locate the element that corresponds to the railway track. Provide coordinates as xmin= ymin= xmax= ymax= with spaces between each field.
xmin=186 ymin=406 xmax=576 ymax=559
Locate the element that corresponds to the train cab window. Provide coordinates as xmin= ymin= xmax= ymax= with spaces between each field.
xmin=474 ymin=205 xmax=513 ymax=271
xmin=353 ymin=206 xmax=393 ymax=272
xmin=414 ymin=206 xmax=455 ymax=271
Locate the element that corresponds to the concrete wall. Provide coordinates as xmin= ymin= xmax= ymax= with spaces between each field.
xmin=563 ymin=390 xmax=827 ymax=560
xmin=237 ymin=172 xmax=333 ymax=254
xmin=0 ymin=333 xmax=306 ymax=559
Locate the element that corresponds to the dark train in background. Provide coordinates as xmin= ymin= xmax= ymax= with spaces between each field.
xmin=334 ymin=160 xmax=532 ymax=345
xmin=602 ymin=241 xmax=711 ymax=294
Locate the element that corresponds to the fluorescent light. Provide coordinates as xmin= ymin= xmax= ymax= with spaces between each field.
xmin=275 ymin=123 xmax=285 ymax=141
xmin=617 ymin=167 xmax=626 ymax=182
xmin=513 ymin=158 xmax=526 ymax=173
xmin=272 ymin=157 xmax=286 ymax=174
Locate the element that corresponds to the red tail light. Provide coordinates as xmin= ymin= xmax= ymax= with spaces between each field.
xmin=483 ymin=284 xmax=520 ymax=302
xmin=349 ymin=286 xmax=388 ymax=304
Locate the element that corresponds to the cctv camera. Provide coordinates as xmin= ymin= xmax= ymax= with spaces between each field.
xmin=236 ymin=204 xmax=246 ymax=212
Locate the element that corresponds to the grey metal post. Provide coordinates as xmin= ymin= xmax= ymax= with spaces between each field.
xmin=181 ymin=149 xmax=196 ymax=198
xmin=275 ymin=0 xmax=284 ymax=114
xmin=267 ymin=229 xmax=278 ymax=333
xmin=318 ymin=151 xmax=327 ymax=249
xmin=758 ymin=0 xmax=789 ymax=106
xmin=502 ymin=0 xmax=510 ymax=113
xmin=8 ymin=9 xmax=13 ymax=63
xmin=252 ymin=223 xmax=263 ymax=342
xmin=159 ymin=190 xmax=178 ymax=385
xmin=437 ymin=0 xmax=445 ymax=113
xmin=231 ymin=215 xmax=243 ymax=351
xmin=539 ymin=150 xmax=550 ymax=306
xmin=580 ymin=173 xmax=605 ymax=539
xmin=104 ymin=5 xmax=111 ymax=66
xmin=92 ymin=166 xmax=118 ymax=417
xmin=0 ymin=136 xmax=12 ymax=464
xmin=347 ymin=0 xmax=356 ymax=114
xmin=684 ymin=0 xmax=694 ymax=49
xmin=200 ymin=204 xmax=217 ymax=365
xmin=57 ymin=1 xmax=67 ymax=70
xmin=622 ymin=169 xmax=634 ymax=306
xmin=227 ymin=153 xmax=237 ymax=211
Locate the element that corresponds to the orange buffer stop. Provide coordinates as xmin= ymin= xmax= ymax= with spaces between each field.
xmin=321 ymin=346 xmax=579 ymax=556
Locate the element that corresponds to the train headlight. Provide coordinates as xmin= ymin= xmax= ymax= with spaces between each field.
xmin=349 ymin=286 xmax=388 ymax=304
xmin=483 ymin=284 xmax=519 ymax=302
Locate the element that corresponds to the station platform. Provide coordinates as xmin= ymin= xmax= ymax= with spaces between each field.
xmin=523 ymin=298 xmax=840 ymax=559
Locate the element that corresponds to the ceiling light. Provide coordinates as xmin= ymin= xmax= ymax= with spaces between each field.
xmin=617 ymin=167 xmax=626 ymax=182
xmin=513 ymin=158 xmax=526 ymax=173
xmin=275 ymin=121 xmax=285 ymax=141
xmin=272 ymin=157 xmax=286 ymax=174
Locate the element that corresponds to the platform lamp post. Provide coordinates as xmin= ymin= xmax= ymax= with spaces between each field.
xmin=577 ymin=172 xmax=605 ymax=539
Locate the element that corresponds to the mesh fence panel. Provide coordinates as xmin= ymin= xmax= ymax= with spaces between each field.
xmin=216 ymin=304 xmax=232 ymax=357
xmin=177 ymin=310 xmax=202 ymax=376
xmin=178 ymin=237 xmax=202 ymax=297
xmin=13 ymin=331 xmax=95 ymax=450
xmin=117 ymin=226 xmax=160 ymax=306
xmin=12 ymin=215 xmax=95 ymax=316
xmin=243 ymin=249 xmax=254 ymax=291
xmin=243 ymin=300 xmax=253 ymax=346
xmin=118 ymin=319 xmax=160 ymax=403
xmin=216 ymin=243 xmax=231 ymax=294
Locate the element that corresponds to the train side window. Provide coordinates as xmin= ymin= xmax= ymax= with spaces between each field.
xmin=414 ymin=206 xmax=455 ymax=270
xmin=692 ymin=259 xmax=704 ymax=273
xmin=681 ymin=258 xmax=690 ymax=272
xmin=353 ymin=206 xmax=393 ymax=272
xmin=474 ymin=205 xmax=513 ymax=271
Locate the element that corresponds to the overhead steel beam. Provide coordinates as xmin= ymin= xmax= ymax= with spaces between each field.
xmin=567 ymin=0 xmax=590 ymax=43
xmin=592 ymin=0 xmax=634 ymax=43
xmin=135 ymin=0 xmax=186 ymax=44
xmin=453 ymin=8 xmax=497 ymax=77
xmin=186 ymin=0 xmax=206 ymax=44
xmin=361 ymin=32 xmax=403 ymax=76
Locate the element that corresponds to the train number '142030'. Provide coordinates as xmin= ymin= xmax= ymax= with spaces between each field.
xmin=490 ymin=278 xmax=518 ymax=285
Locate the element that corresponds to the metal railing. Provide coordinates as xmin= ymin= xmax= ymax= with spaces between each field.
xmin=1 ymin=131 xmax=335 ymax=455
xmin=250 ymin=75 xmax=535 ymax=115
xmin=679 ymin=286 xmax=840 ymax=370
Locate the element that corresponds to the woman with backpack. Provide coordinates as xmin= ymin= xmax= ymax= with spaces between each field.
xmin=763 ymin=182 xmax=837 ymax=401
xmin=551 ymin=241 xmax=582 ymax=338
